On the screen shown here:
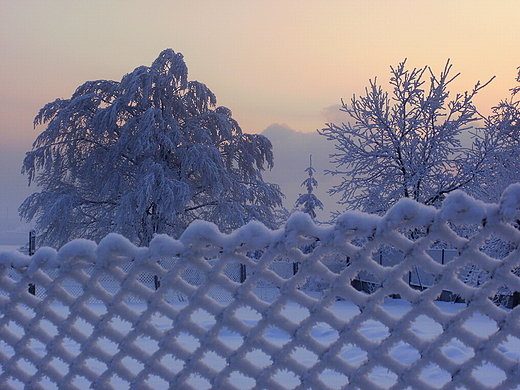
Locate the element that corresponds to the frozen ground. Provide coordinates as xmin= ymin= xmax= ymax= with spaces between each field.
xmin=2 ymin=299 xmax=519 ymax=390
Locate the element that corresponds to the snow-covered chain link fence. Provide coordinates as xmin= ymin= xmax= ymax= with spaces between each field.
xmin=2 ymin=186 xmax=520 ymax=389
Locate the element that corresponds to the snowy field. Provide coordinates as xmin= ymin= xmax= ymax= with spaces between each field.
xmin=2 ymin=298 xmax=519 ymax=390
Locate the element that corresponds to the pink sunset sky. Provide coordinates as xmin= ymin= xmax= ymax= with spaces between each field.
xmin=1 ymin=0 xmax=520 ymax=243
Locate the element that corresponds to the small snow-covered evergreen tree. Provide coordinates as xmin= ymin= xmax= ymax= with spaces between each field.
xmin=20 ymin=49 xmax=284 ymax=247
xmin=294 ymin=156 xmax=323 ymax=220
xmin=319 ymin=59 xmax=493 ymax=214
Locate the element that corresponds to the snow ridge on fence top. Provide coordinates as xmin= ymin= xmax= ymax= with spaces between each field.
xmin=4 ymin=184 xmax=520 ymax=272
xmin=1 ymin=185 xmax=520 ymax=389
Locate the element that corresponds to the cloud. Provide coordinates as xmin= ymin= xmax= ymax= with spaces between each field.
xmin=261 ymin=123 xmax=342 ymax=220
xmin=320 ymin=104 xmax=352 ymax=125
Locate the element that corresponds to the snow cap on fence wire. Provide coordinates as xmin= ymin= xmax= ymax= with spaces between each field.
xmin=1 ymin=186 xmax=520 ymax=389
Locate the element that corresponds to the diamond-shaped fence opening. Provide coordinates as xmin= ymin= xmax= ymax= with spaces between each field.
xmin=181 ymin=266 xmax=206 ymax=287
xmin=272 ymin=369 xmax=300 ymax=390
xmin=333 ymin=301 xmax=362 ymax=322
xmin=107 ymin=373 xmax=132 ymax=390
xmin=339 ymin=343 xmax=368 ymax=367
xmin=190 ymin=308 xmax=216 ymax=328
xmin=471 ymin=362 xmax=508 ymax=388
xmin=290 ymin=347 xmax=319 ymax=368
xmin=279 ymin=304 xmax=310 ymax=325
xmin=375 ymin=246 xmax=404 ymax=266
xmin=117 ymin=286 xmax=152 ymax=305
xmin=418 ymin=363 xmax=451 ymax=389
xmin=98 ymin=266 xmax=127 ymax=291
xmin=72 ymin=316 xmax=95 ymax=337
xmin=441 ymin=338 xmax=475 ymax=364
xmin=318 ymin=368 xmax=349 ymax=389
xmin=38 ymin=378 xmax=59 ymax=390
xmin=38 ymin=318 xmax=59 ymax=338
xmin=16 ymin=357 xmax=37 ymax=378
xmin=461 ymin=313 xmax=499 ymax=339
xmin=202 ymin=285 xmax=231 ymax=302
xmin=6 ymin=378 xmax=24 ymax=390
xmin=121 ymin=355 xmax=145 ymax=374
xmin=358 ymin=319 xmax=390 ymax=343
xmin=427 ymin=246 xmax=459 ymax=263
xmin=498 ymin=335 xmax=520 ymax=362
xmin=407 ymin=265 xmax=436 ymax=291
xmin=186 ymin=373 xmax=212 ymax=390
xmin=351 ymin=270 xmax=381 ymax=294
xmin=48 ymin=356 xmax=69 ymax=376
xmin=234 ymin=305 xmax=262 ymax=324
xmin=59 ymin=337 xmax=81 ymax=358
xmin=83 ymin=357 xmax=105 ymax=376
xmin=158 ymin=353 xmax=184 ymax=374
xmin=136 ymin=270 xmax=157 ymax=287
xmin=54 ymin=276 xmax=85 ymax=298
xmin=459 ymin=264 xmax=491 ymax=289
xmin=269 ymin=261 xmax=294 ymax=280
xmin=176 ymin=331 xmax=200 ymax=353
xmin=3 ymin=320 xmax=24 ymax=345
xmin=134 ymin=335 xmax=160 ymax=354
xmin=388 ymin=341 xmax=420 ymax=365
xmin=324 ymin=259 xmax=348 ymax=273
xmin=28 ymin=337 xmax=46 ymax=355
xmin=72 ymin=374 xmax=93 ymax=390
xmin=262 ymin=326 xmax=291 ymax=347
xmin=245 ymin=348 xmax=272 ymax=369
xmin=145 ymin=374 xmax=170 ymax=389
xmin=164 ymin=289 xmax=189 ymax=303
xmin=217 ymin=326 xmax=244 ymax=350
xmin=446 ymin=221 xmax=481 ymax=241
xmin=366 ymin=365 xmax=398 ymax=388
xmin=201 ymin=351 xmax=227 ymax=372
xmin=97 ymin=336 xmax=119 ymax=355
xmin=410 ymin=314 xmax=443 ymax=341
xmin=227 ymin=370 xmax=256 ymax=390
xmin=252 ymin=287 xmax=280 ymax=302
xmin=301 ymin=277 xmax=332 ymax=299
xmin=481 ymin=235 xmax=516 ymax=260
xmin=310 ymin=322 xmax=340 ymax=346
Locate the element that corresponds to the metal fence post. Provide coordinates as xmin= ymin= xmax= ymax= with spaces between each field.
xmin=240 ymin=263 xmax=247 ymax=283
xmin=293 ymin=262 xmax=300 ymax=275
xmin=28 ymin=230 xmax=36 ymax=295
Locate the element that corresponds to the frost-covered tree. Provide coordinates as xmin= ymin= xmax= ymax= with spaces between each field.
xmin=20 ymin=49 xmax=284 ymax=247
xmin=319 ymin=59 xmax=493 ymax=214
xmin=294 ymin=156 xmax=323 ymax=220
xmin=473 ymin=68 xmax=520 ymax=202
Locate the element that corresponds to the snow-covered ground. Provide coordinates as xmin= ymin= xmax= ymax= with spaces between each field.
xmin=3 ymin=189 xmax=520 ymax=389
xmin=2 ymin=299 xmax=519 ymax=390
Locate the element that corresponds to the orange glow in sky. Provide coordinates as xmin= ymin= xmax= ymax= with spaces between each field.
xmin=2 ymin=1 xmax=520 ymax=139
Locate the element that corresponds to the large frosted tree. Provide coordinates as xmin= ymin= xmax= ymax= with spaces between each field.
xmin=319 ymin=60 xmax=493 ymax=214
xmin=20 ymin=49 xmax=284 ymax=247
xmin=474 ymin=68 xmax=520 ymax=202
